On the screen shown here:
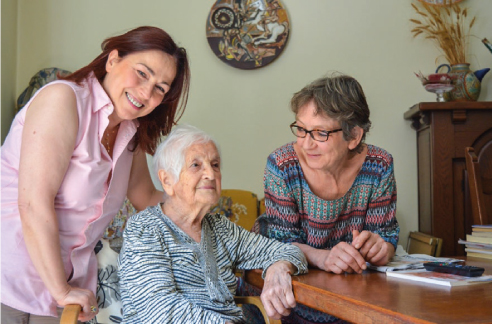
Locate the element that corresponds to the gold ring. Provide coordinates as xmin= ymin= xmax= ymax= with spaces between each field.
xmin=90 ymin=305 xmax=97 ymax=313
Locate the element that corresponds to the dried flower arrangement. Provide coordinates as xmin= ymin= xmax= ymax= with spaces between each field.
xmin=410 ymin=1 xmax=476 ymax=65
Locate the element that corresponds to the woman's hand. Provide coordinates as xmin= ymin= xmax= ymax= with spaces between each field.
xmin=352 ymin=230 xmax=395 ymax=266
xmin=260 ymin=261 xmax=296 ymax=320
xmin=318 ymin=242 xmax=367 ymax=274
xmin=56 ymin=286 xmax=99 ymax=322
xmin=292 ymin=242 xmax=366 ymax=274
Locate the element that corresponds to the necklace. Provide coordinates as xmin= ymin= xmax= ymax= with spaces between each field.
xmin=103 ymin=125 xmax=119 ymax=154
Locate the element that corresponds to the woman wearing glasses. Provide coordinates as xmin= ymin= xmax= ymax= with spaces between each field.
xmin=248 ymin=73 xmax=399 ymax=324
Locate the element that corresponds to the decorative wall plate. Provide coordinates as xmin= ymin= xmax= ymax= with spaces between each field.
xmin=206 ymin=0 xmax=290 ymax=70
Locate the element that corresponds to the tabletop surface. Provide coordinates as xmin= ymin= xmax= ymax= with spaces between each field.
xmin=245 ymin=257 xmax=492 ymax=324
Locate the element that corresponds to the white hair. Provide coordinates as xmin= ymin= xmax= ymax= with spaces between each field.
xmin=153 ymin=124 xmax=220 ymax=185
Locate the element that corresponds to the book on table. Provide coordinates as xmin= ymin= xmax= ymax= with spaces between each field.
xmin=386 ymin=270 xmax=492 ymax=287
xmin=458 ymin=226 xmax=492 ymax=259
xmin=465 ymin=248 xmax=492 ymax=255
xmin=466 ymin=234 xmax=492 ymax=244
xmin=458 ymin=238 xmax=492 ymax=250
xmin=368 ymin=253 xmax=461 ymax=272
xmin=471 ymin=231 xmax=492 ymax=238
xmin=472 ymin=225 xmax=492 ymax=233
xmin=466 ymin=252 xmax=492 ymax=260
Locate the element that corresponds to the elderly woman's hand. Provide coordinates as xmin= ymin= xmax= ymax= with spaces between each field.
xmin=260 ymin=260 xmax=297 ymax=319
xmin=352 ymin=230 xmax=395 ymax=266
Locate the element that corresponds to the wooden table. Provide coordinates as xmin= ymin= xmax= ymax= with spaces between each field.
xmin=245 ymin=257 xmax=492 ymax=324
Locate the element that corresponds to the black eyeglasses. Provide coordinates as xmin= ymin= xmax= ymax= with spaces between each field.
xmin=290 ymin=122 xmax=342 ymax=142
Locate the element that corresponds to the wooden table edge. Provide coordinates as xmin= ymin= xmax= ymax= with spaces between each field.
xmin=291 ymin=279 xmax=434 ymax=324
xmin=245 ymin=269 xmax=435 ymax=324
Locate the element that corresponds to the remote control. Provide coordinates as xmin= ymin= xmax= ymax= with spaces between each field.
xmin=423 ymin=262 xmax=485 ymax=277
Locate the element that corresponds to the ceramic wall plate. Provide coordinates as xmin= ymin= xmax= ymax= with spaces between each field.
xmin=206 ymin=0 xmax=290 ymax=70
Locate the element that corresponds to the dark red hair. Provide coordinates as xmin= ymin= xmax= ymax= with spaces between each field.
xmin=62 ymin=26 xmax=190 ymax=155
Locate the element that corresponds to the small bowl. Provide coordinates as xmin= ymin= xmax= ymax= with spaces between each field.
xmin=422 ymin=73 xmax=451 ymax=85
xmin=424 ymin=83 xmax=454 ymax=102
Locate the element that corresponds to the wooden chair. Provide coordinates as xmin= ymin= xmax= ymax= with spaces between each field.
xmin=60 ymin=298 xmax=282 ymax=324
xmin=259 ymin=197 xmax=266 ymax=215
xmin=210 ymin=189 xmax=260 ymax=231
xmin=406 ymin=231 xmax=443 ymax=257
xmin=235 ymin=296 xmax=281 ymax=324
xmin=60 ymin=305 xmax=81 ymax=324
xmin=465 ymin=147 xmax=491 ymax=225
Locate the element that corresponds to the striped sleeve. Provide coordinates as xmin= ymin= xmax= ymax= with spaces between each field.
xmin=213 ymin=215 xmax=308 ymax=278
xmin=118 ymin=213 xmax=226 ymax=324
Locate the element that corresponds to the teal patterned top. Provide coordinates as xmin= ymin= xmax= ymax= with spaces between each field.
xmin=254 ymin=142 xmax=399 ymax=251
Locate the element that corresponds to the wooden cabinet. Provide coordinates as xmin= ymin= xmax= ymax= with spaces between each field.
xmin=404 ymin=102 xmax=492 ymax=256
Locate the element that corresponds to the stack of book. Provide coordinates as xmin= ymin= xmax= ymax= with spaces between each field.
xmin=386 ymin=269 xmax=492 ymax=287
xmin=459 ymin=225 xmax=492 ymax=260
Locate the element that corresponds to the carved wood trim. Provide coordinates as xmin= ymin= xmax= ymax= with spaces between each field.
xmin=452 ymin=109 xmax=467 ymax=122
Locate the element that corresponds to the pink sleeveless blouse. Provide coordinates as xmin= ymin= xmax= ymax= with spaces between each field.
xmin=1 ymin=75 xmax=137 ymax=316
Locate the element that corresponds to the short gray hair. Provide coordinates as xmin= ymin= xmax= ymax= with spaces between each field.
xmin=153 ymin=124 xmax=220 ymax=184
xmin=290 ymin=72 xmax=371 ymax=153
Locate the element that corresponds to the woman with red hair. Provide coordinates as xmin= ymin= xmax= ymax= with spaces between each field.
xmin=1 ymin=26 xmax=190 ymax=323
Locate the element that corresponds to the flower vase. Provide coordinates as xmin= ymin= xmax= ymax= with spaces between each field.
xmin=443 ymin=63 xmax=482 ymax=102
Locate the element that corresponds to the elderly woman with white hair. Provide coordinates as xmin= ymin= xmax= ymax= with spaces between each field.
xmin=118 ymin=124 xmax=308 ymax=323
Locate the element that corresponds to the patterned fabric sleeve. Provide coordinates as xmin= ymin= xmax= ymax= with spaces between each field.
xmin=214 ymin=215 xmax=308 ymax=278
xmin=254 ymin=153 xmax=307 ymax=243
xmin=363 ymin=153 xmax=399 ymax=249
xmin=118 ymin=217 xmax=226 ymax=324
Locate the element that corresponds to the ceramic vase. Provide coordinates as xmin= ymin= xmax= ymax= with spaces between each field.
xmin=443 ymin=63 xmax=482 ymax=102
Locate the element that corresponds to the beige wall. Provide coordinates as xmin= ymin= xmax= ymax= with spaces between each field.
xmin=1 ymin=0 xmax=18 ymax=142
xmin=4 ymin=0 xmax=492 ymax=247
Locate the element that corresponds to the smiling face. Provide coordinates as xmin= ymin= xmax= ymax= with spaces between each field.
xmin=160 ymin=142 xmax=222 ymax=217
xmin=102 ymin=49 xmax=177 ymax=123
xmin=294 ymin=100 xmax=361 ymax=173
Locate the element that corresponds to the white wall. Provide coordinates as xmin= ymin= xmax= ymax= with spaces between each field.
xmin=6 ymin=0 xmax=492 ymax=247
xmin=1 ymin=0 xmax=18 ymax=142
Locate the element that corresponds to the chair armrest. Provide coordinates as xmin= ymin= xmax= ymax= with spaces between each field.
xmin=60 ymin=304 xmax=80 ymax=324
xmin=234 ymin=296 xmax=281 ymax=324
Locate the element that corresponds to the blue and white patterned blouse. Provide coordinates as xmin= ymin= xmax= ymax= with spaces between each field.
xmin=118 ymin=204 xmax=308 ymax=324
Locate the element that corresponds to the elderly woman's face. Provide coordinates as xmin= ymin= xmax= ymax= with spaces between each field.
xmin=295 ymin=101 xmax=359 ymax=172
xmin=172 ymin=142 xmax=222 ymax=210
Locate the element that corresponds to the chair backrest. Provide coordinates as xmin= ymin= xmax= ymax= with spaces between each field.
xmin=210 ymin=189 xmax=259 ymax=231
xmin=406 ymin=231 xmax=443 ymax=257
xmin=259 ymin=197 xmax=266 ymax=215
xmin=465 ymin=147 xmax=491 ymax=225
xmin=17 ymin=67 xmax=72 ymax=112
